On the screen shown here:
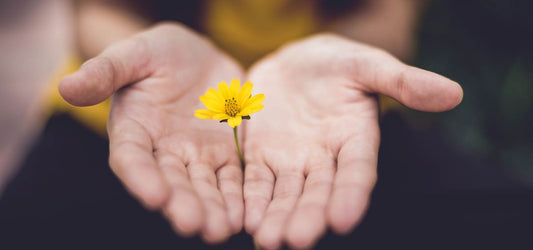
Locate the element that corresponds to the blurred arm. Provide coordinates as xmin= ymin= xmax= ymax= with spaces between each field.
xmin=75 ymin=0 xmax=150 ymax=58
xmin=327 ymin=0 xmax=427 ymax=61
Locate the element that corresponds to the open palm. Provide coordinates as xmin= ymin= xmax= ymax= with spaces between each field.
xmin=60 ymin=23 xmax=463 ymax=248
xmin=243 ymin=34 xmax=463 ymax=249
xmin=59 ymin=23 xmax=245 ymax=243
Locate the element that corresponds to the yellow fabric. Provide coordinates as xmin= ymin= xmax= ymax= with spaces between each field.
xmin=45 ymin=0 xmax=402 ymax=136
xmin=204 ymin=0 xmax=319 ymax=67
xmin=379 ymin=95 xmax=404 ymax=115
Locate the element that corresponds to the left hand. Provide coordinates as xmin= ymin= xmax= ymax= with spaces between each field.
xmin=59 ymin=23 xmax=245 ymax=243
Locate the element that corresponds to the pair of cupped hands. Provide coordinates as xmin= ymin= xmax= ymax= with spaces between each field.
xmin=59 ymin=23 xmax=462 ymax=249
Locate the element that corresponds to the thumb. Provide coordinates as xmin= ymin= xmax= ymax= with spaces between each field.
xmin=59 ymin=36 xmax=152 ymax=106
xmin=356 ymin=51 xmax=463 ymax=112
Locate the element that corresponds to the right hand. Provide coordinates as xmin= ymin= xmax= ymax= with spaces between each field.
xmin=242 ymin=34 xmax=463 ymax=249
xmin=59 ymin=23 xmax=245 ymax=243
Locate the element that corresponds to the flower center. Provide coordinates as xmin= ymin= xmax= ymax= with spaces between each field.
xmin=224 ymin=97 xmax=239 ymax=117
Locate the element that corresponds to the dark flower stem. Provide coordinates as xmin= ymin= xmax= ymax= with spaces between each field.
xmin=233 ymin=126 xmax=244 ymax=167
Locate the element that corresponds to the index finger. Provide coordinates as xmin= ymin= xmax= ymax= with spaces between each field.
xmin=327 ymin=119 xmax=379 ymax=234
xmin=108 ymin=116 xmax=170 ymax=210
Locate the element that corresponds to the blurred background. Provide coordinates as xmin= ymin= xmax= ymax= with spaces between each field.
xmin=1 ymin=0 xmax=532 ymax=249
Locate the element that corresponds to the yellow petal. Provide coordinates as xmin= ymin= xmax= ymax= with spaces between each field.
xmin=200 ymin=96 xmax=224 ymax=112
xmin=218 ymin=81 xmax=230 ymax=100
xmin=213 ymin=113 xmax=231 ymax=120
xmin=244 ymin=93 xmax=265 ymax=108
xmin=194 ymin=109 xmax=216 ymax=119
xmin=239 ymin=104 xmax=264 ymax=116
xmin=237 ymin=81 xmax=253 ymax=107
xmin=227 ymin=116 xmax=242 ymax=128
xmin=229 ymin=79 xmax=240 ymax=98
xmin=206 ymin=88 xmax=224 ymax=103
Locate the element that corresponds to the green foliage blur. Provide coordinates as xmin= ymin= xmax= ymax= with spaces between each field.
xmin=413 ymin=1 xmax=533 ymax=186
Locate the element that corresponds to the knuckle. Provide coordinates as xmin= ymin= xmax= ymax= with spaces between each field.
xmin=273 ymin=188 xmax=300 ymax=200
xmin=95 ymin=56 xmax=117 ymax=91
xmin=395 ymin=66 xmax=409 ymax=103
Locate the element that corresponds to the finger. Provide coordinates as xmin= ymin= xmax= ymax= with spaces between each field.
xmin=355 ymin=51 xmax=463 ymax=112
xmin=286 ymin=166 xmax=335 ymax=249
xmin=327 ymin=123 xmax=379 ymax=234
xmin=107 ymin=118 xmax=170 ymax=210
xmin=243 ymin=163 xmax=275 ymax=234
xmin=255 ymin=169 xmax=305 ymax=250
xmin=188 ymin=163 xmax=232 ymax=244
xmin=59 ymin=35 xmax=153 ymax=106
xmin=157 ymin=153 xmax=204 ymax=236
xmin=216 ymin=163 xmax=244 ymax=234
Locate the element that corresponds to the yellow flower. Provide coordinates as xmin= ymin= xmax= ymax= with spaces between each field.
xmin=194 ymin=79 xmax=265 ymax=128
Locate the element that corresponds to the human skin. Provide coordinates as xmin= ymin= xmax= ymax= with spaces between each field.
xmin=59 ymin=22 xmax=463 ymax=248
xmin=60 ymin=23 xmax=246 ymax=243
xmin=244 ymin=34 xmax=463 ymax=249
